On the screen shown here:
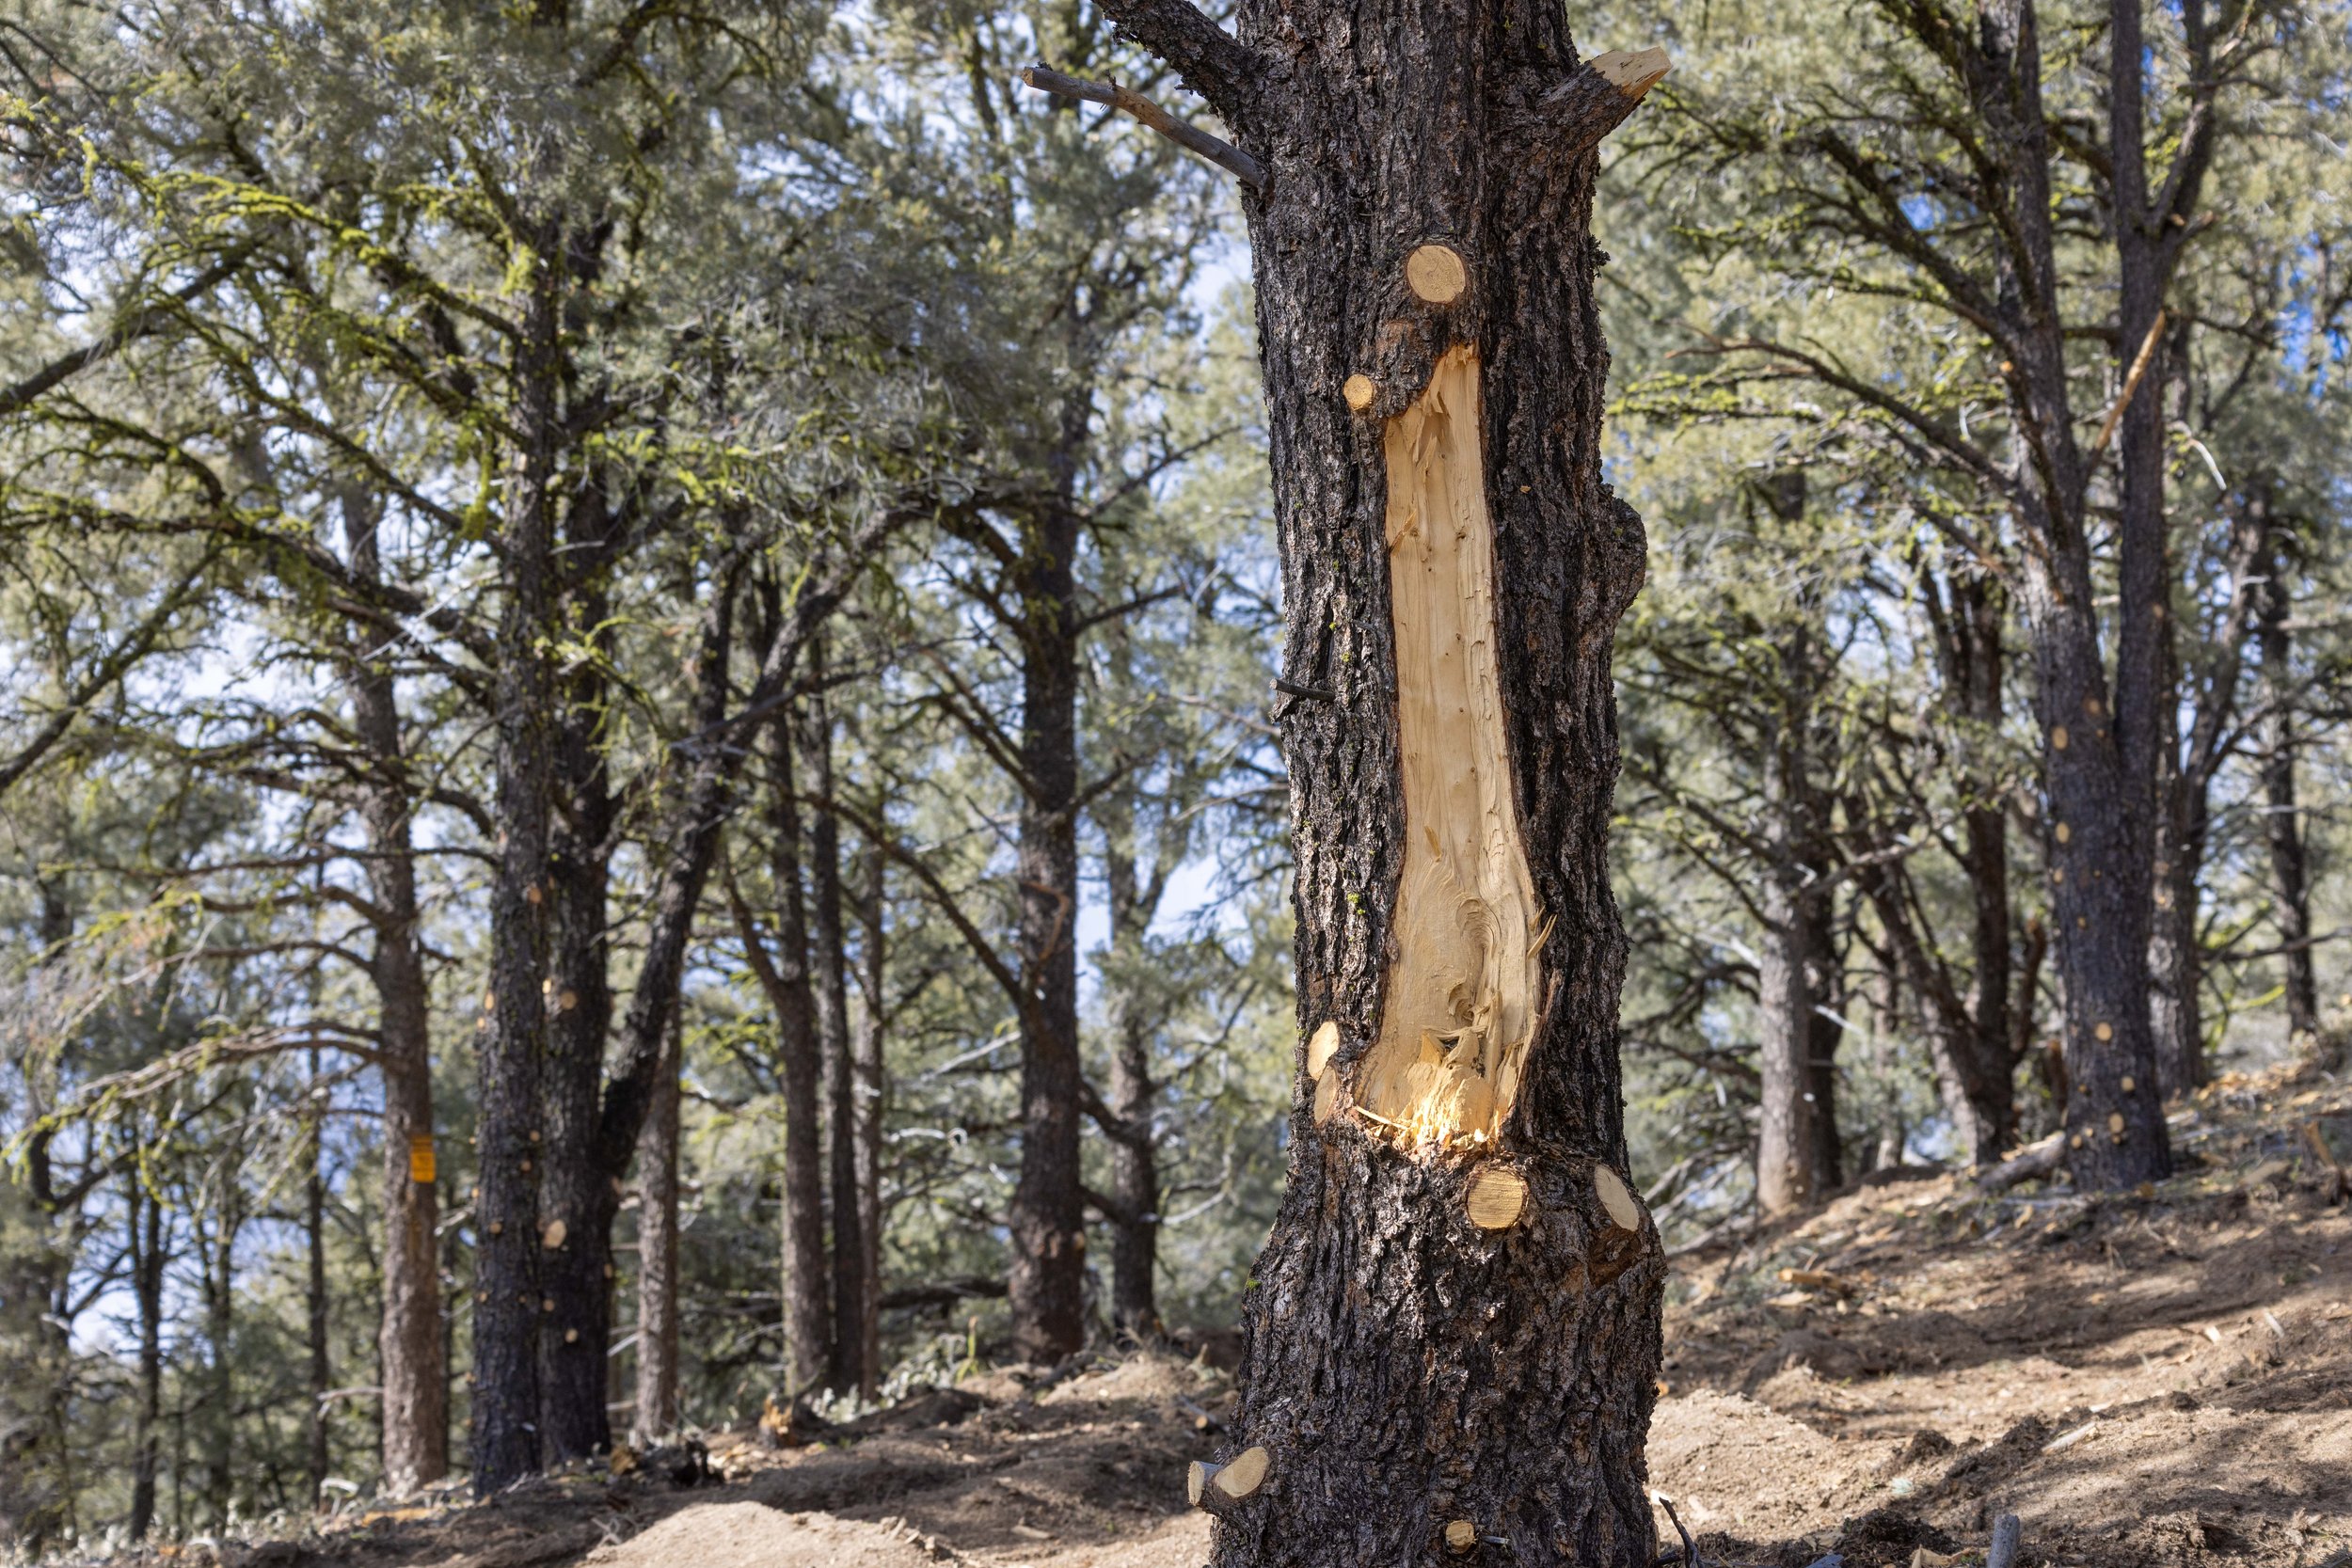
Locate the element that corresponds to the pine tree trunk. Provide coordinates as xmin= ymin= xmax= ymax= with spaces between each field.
xmin=852 ymin=842 xmax=887 ymax=1398
xmin=749 ymin=694 xmax=833 ymax=1394
xmin=1008 ymin=483 xmax=1087 ymax=1365
xmin=803 ymin=666 xmax=866 ymax=1395
xmin=538 ymin=546 xmax=619 ymax=1463
xmin=339 ymin=487 xmax=447 ymax=1496
xmin=307 ymin=1064 xmax=332 ymax=1506
xmin=2254 ymin=514 xmax=2320 ymax=1041
xmin=470 ymin=252 xmax=561 ymax=1493
xmin=631 ymin=1011 xmax=682 ymax=1445
xmin=1101 ymin=784 xmax=1162 ymax=1340
xmin=1756 ymin=627 xmax=1842 ymax=1212
xmin=128 ymin=1176 xmax=165 ymax=1541
xmin=1088 ymin=7 xmax=1666 ymax=1559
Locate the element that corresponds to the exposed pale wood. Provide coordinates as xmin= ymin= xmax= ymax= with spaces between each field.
xmin=1215 ymin=1444 xmax=1271 ymax=1499
xmin=1977 ymin=1131 xmax=2065 ymax=1193
xmin=1444 ymin=1519 xmax=1479 ymax=1554
xmin=1405 ymin=245 xmax=1469 ymax=304
xmin=1586 ymin=47 xmax=1672 ymax=99
xmin=1465 ymin=1166 xmax=1528 ymax=1230
xmin=1343 ymin=374 xmax=1376 ymax=412
xmin=1187 ymin=1459 xmax=1214 ymax=1507
xmin=1312 ymin=1069 xmax=1341 ymax=1127
xmin=541 ymin=1219 xmax=567 ymax=1250
xmin=1593 ymin=1164 xmax=1642 ymax=1231
xmin=1775 ymin=1267 xmax=1855 ymax=1296
xmin=1308 ymin=1020 xmax=1342 ymax=1080
xmin=1352 ymin=349 xmax=1542 ymax=1143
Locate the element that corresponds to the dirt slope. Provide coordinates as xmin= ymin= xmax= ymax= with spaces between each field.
xmin=135 ymin=1064 xmax=2351 ymax=1568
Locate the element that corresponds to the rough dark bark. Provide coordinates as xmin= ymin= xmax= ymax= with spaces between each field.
xmin=128 ymin=1174 xmax=165 ymax=1541
xmin=802 ymin=662 xmax=866 ymax=1395
xmin=306 ymin=1058 xmax=332 ymax=1506
xmin=199 ymin=1181 xmax=242 ymax=1525
xmin=537 ymin=491 xmax=622 ymax=1464
xmin=738 ymin=681 xmax=832 ymax=1395
xmin=1099 ymin=782 xmax=1164 ymax=1340
xmin=851 ymin=838 xmax=886 ymax=1397
xmin=2254 ymin=509 xmax=2320 ymax=1042
xmin=470 ymin=248 xmax=561 ymax=1494
xmin=1084 ymin=4 xmax=1664 ymax=1559
xmin=630 ymin=1009 xmax=683 ymax=1445
xmin=1007 ymin=466 xmax=1088 ymax=1365
xmin=1755 ymin=620 xmax=1843 ymax=1213
xmin=341 ymin=487 xmax=448 ymax=1495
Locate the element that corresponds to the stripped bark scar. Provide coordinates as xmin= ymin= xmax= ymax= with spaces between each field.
xmin=1352 ymin=347 xmax=1543 ymax=1146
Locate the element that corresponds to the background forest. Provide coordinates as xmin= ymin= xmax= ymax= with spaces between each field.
xmin=3 ymin=0 xmax=2347 ymax=1550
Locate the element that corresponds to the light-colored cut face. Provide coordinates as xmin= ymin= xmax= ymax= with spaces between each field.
xmin=1343 ymin=372 xmax=1376 ymax=411
xmin=1307 ymin=1019 xmax=1342 ymax=1080
xmin=1405 ymin=244 xmax=1469 ymax=304
xmin=1351 ymin=347 xmax=1542 ymax=1146
xmin=1215 ymin=1445 xmax=1271 ymax=1498
xmin=1593 ymin=1164 xmax=1642 ymax=1232
xmin=542 ymin=1218 xmax=568 ymax=1250
xmin=1465 ymin=1165 xmax=1528 ymax=1230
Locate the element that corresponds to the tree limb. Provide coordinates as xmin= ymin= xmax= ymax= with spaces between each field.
xmin=1021 ymin=63 xmax=1265 ymax=190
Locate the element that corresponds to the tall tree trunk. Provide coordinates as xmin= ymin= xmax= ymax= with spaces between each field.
xmin=851 ymin=838 xmax=886 ymax=1398
xmin=306 ymin=1058 xmax=332 ymax=1506
xmin=2254 ymin=508 xmax=2321 ymax=1041
xmin=539 ymin=527 xmax=619 ymax=1463
xmin=201 ymin=1184 xmax=241 ymax=1526
xmin=1756 ymin=623 xmax=1841 ymax=1213
xmin=630 ymin=1010 xmax=682 ymax=1445
xmin=1099 ymin=784 xmax=1163 ymax=1341
xmin=1961 ymin=0 xmax=2175 ymax=1187
xmin=470 ymin=247 xmax=562 ymax=1494
xmin=740 ymin=686 xmax=832 ymax=1394
xmin=1089 ymin=8 xmax=1667 ymax=1559
xmin=802 ymin=661 xmax=865 ymax=1395
xmin=337 ymin=484 xmax=446 ymax=1495
xmin=1008 ymin=479 xmax=1087 ymax=1364
xmin=128 ymin=1172 xmax=165 ymax=1541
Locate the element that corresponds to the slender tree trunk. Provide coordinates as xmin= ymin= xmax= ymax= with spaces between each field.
xmin=128 ymin=1174 xmax=165 ymax=1541
xmin=338 ymin=487 xmax=446 ymax=1496
xmin=2254 ymin=510 xmax=2321 ymax=1040
xmin=1756 ymin=625 xmax=1841 ymax=1213
xmin=744 ymin=689 xmax=832 ymax=1394
xmin=306 ymin=1059 xmax=332 ymax=1506
xmin=470 ymin=247 xmax=562 ymax=1493
xmin=1100 ymin=784 xmax=1163 ymax=1341
xmin=1008 ymin=475 xmax=1087 ymax=1365
xmin=803 ymin=662 xmax=865 ymax=1395
xmin=1088 ymin=8 xmax=1667 ymax=1558
xmin=630 ymin=1010 xmax=682 ymax=1445
xmin=2148 ymin=662 xmax=2209 ymax=1097
xmin=851 ymin=840 xmax=886 ymax=1398
xmin=201 ymin=1186 xmax=241 ymax=1526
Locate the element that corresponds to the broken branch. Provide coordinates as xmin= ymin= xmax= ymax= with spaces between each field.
xmin=1539 ymin=48 xmax=1672 ymax=157
xmin=1021 ymin=63 xmax=1266 ymax=189
xmin=2088 ymin=309 xmax=2168 ymax=459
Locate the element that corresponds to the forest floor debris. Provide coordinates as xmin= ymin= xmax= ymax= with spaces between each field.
xmin=97 ymin=1062 xmax=2352 ymax=1568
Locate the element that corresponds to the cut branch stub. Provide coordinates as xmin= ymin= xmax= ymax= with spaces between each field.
xmin=1343 ymin=373 xmax=1376 ymax=412
xmin=1592 ymin=1164 xmax=1642 ymax=1231
xmin=541 ymin=1218 xmax=568 ymax=1250
xmin=1465 ymin=1165 xmax=1528 ymax=1230
xmin=1190 ymin=1444 xmax=1272 ymax=1516
xmin=1312 ymin=1069 xmax=1342 ymax=1128
xmin=1405 ymin=245 xmax=1469 ymax=304
xmin=1444 ymin=1518 xmax=1480 ymax=1555
xmin=1586 ymin=47 xmax=1672 ymax=100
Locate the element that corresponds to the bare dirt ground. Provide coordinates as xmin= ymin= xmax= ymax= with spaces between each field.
xmin=160 ymin=1063 xmax=2351 ymax=1568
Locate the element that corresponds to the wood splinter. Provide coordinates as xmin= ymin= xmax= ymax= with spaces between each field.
xmin=1466 ymin=1166 xmax=1528 ymax=1230
xmin=1187 ymin=1444 xmax=1271 ymax=1516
